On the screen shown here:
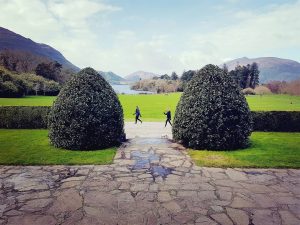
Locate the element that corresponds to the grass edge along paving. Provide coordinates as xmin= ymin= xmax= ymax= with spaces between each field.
xmin=1 ymin=130 xmax=300 ymax=168
xmin=189 ymin=132 xmax=300 ymax=168
xmin=0 ymin=129 xmax=116 ymax=165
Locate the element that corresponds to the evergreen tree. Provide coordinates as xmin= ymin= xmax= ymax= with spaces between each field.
xmin=171 ymin=72 xmax=178 ymax=80
xmin=249 ymin=62 xmax=259 ymax=88
xmin=173 ymin=64 xmax=252 ymax=150
xmin=181 ymin=70 xmax=196 ymax=82
xmin=48 ymin=67 xmax=124 ymax=150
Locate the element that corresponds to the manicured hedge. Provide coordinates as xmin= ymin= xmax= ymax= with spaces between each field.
xmin=0 ymin=106 xmax=300 ymax=132
xmin=0 ymin=106 xmax=50 ymax=128
xmin=252 ymin=111 xmax=300 ymax=132
xmin=173 ymin=64 xmax=252 ymax=150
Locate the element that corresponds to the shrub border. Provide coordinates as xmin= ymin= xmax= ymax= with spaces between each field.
xmin=0 ymin=106 xmax=300 ymax=132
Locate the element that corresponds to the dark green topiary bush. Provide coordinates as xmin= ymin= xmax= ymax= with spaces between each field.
xmin=173 ymin=64 xmax=252 ymax=150
xmin=48 ymin=67 xmax=124 ymax=150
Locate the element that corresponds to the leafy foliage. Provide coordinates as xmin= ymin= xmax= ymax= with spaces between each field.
xmin=48 ymin=67 xmax=124 ymax=150
xmin=0 ymin=49 xmax=74 ymax=83
xmin=266 ymin=80 xmax=300 ymax=95
xmin=252 ymin=111 xmax=300 ymax=132
xmin=242 ymin=88 xmax=255 ymax=95
xmin=35 ymin=61 xmax=62 ymax=80
xmin=173 ymin=64 xmax=252 ymax=150
xmin=0 ymin=66 xmax=60 ymax=97
xmin=0 ymin=106 xmax=50 ymax=128
xmin=171 ymin=72 xmax=179 ymax=80
xmin=181 ymin=70 xmax=196 ymax=82
xmin=229 ymin=62 xmax=259 ymax=89
xmin=131 ymin=79 xmax=181 ymax=93
xmin=254 ymin=85 xmax=272 ymax=95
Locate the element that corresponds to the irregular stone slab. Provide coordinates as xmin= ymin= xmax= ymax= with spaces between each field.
xmin=173 ymin=211 xmax=195 ymax=224
xmin=7 ymin=215 xmax=56 ymax=225
xmin=84 ymin=192 xmax=117 ymax=208
xmin=279 ymin=210 xmax=300 ymax=225
xmin=211 ymin=205 xmax=224 ymax=213
xmin=135 ymin=192 xmax=156 ymax=202
xmin=226 ymin=169 xmax=248 ymax=181
xmin=241 ymin=183 xmax=273 ymax=193
xmin=198 ymin=191 xmax=217 ymax=201
xmin=60 ymin=181 xmax=81 ymax=189
xmin=273 ymin=196 xmax=300 ymax=205
xmin=251 ymin=193 xmax=277 ymax=208
xmin=177 ymin=190 xmax=198 ymax=197
xmin=163 ymin=201 xmax=181 ymax=213
xmin=6 ymin=173 xmax=48 ymax=191
xmin=61 ymin=209 xmax=84 ymax=225
xmin=230 ymin=196 xmax=255 ymax=208
xmin=214 ymin=179 xmax=242 ymax=188
xmin=0 ymin=204 xmax=6 ymax=217
xmin=211 ymin=213 xmax=233 ymax=225
xmin=217 ymin=190 xmax=232 ymax=201
xmin=20 ymin=198 xmax=52 ymax=212
xmin=252 ymin=209 xmax=281 ymax=225
xmin=16 ymin=190 xmax=51 ymax=203
xmin=158 ymin=191 xmax=172 ymax=202
xmin=48 ymin=189 xmax=82 ymax=214
xmin=288 ymin=204 xmax=300 ymax=219
xmin=130 ymin=183 xmax=149 ymax=192
xmin=226 ymin=207 xmax=249 ymax=225
xmin=195 ymin=215 xmax=217 ymax=225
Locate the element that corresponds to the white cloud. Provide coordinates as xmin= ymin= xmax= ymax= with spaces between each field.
xmin=0 ymin=0 xmax=300 ymax=75
xmin=47 ymin=0 xmax=120 ymax=29
xmin=0 ymin=0 xmax=122 ymax=70
xmin=182 ymin=0 xmax=300 ymax=68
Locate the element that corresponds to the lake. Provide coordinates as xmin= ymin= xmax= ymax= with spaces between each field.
xmin=111 ymin=84 xmax=154 ymax=94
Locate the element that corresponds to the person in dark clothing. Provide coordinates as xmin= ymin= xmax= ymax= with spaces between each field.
xmin=133 ymin=106 xmax=142 ymax=124
xmin=164 ymin=109 xmax=172 ymax=127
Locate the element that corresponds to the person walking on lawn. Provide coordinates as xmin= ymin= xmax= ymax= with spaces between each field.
xmin=164 ymin=109 xmax=172 ymax=127
xmin=134 ymin=106 xmax=142 ymax=124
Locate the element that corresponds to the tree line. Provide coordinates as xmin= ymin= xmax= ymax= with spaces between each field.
xmin=131 ymin=63 xmax=260 ymax=93
xmin=0 ymin=49 xmax=73 ymax=83
xmin=0 ymin=66 xmax=60 ymax=97
xmin=226 ymin=63 xmax=259 ymax=89
xmin=0 ymin=49 xmax=77 ymax=97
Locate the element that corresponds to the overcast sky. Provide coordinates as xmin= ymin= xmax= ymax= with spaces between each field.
xmin=0 ymin=0 xmax=300 ymax=76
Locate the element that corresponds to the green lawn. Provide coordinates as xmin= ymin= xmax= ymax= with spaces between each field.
xmin=0 ymin=96 xmax=56 ymax=106
xmin=189 ymin=132 xmax=300 ymax=168
xmin=0 ymin=94 xmax=300 ymax=121
xmin=118 ymin=94 xmax=180 ymax=121
xmin=0 ymin=129 xmax=116 ymax=165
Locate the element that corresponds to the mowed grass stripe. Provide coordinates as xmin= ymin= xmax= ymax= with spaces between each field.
xmin=189 ymin=132 xmax=300 ymax=168
xmin=0 ymin=94 xmax=300 ymax=121
xmin=0 ymin=129 xmax=116 ymax=165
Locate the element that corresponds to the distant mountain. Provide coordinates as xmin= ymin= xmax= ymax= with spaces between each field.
xmin=0 ymin=27 xmax=79 ymax=71
xmin=125 ymin=70 xmax=159 ymax=82
xmin=224 ymin=57 xmax=300 ymax=83
xmin=98 ymin=71 xmax=126 ymax=84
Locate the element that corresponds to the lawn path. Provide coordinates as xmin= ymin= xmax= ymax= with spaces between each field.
xmin=124 ymin=121 xmax=172 ymax=139
xmin=1 ymin=135 xmax=300 ymax=224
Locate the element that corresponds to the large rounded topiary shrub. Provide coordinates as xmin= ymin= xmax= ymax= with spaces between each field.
xmin=48 ymin=67 xmax=124 ymax=150
xmin=173 ymin=64 xmax=252 ymax=150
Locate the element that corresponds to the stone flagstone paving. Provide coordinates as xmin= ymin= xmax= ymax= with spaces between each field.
xmin=0 ymin=137 xmax=300 ymax=225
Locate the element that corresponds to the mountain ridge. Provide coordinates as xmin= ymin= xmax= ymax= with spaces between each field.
xmin=224 ymin=57 xmax=300 ymax=83
xmin=98 ymin=71 xmax=126 ymax=84
xmin=124 ymin=70 xmax=159 ymax=81
xmin=0 ymin=27 xmax=79 ymax=71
